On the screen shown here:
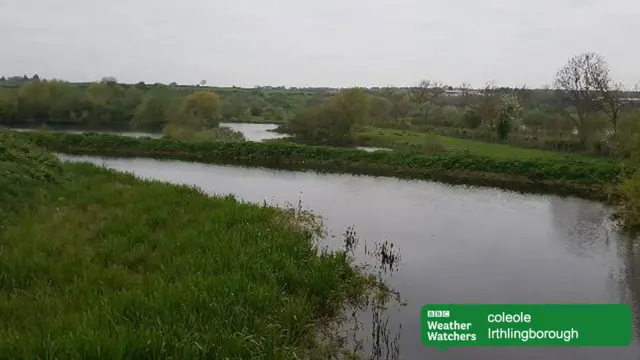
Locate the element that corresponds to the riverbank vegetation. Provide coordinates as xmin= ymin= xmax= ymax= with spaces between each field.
xmin=3 ymin=52 xmax=639 ymax=157
xmin=160 ymin=91 xmax=245 ymax=142
xmin=0 ymin=132 xmax=373 ymax=358
xmin=11 ymin=130 xmax=622 ymax=199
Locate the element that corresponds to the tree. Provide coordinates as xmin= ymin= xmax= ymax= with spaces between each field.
xmin=101 ymin=76 xmax=118 ymax=84
xmin=288 ymin=88 xmax=370 ymax=145
xmin=369 ymin=96 xmax=393 ymax=124
xmin=592 ymin=70 xmax=624 ymax=136
xmin=462 ymin=107 xmax=482 ymax=129
xmin=86 ymin=82 xmax=120 ymax=106
xmin=408 ymin=80 xmax=444 ymax=119
xmin=460 ymin=82 xmax=473 ymax=106
xmin=478 ymin=81 xmax=501 ymax=128
xmin=199 ymin=79 xmax=207 ymax=87
xmin=131 ymin=92 xmax=173 ymax=131
xmin=496 ymin=95 xmax=523 ymax=140
xmin=554 ymin=52 xmax=609 ymax=145
xmin=0 ymin=91 xmax=18 ymax=124
xmin=173 ymin=91 xmax=221 ymax=130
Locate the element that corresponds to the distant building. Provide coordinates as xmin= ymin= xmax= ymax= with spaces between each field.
xmin=442 ymin=89 xmax=481 ymax=97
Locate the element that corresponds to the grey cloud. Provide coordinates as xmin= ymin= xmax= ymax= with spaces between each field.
xmin=0 ymin=0 xmax=638 ymax=88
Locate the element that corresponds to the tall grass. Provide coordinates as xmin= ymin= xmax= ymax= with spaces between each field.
xmin=0 ymin=134 xmax=369 ymax=359
xmin=0 ymin=131 xmax=63 ymax=224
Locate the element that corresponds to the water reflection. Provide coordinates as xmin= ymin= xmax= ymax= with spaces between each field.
xmin=219 ymin=122 xmax=290 ymax=142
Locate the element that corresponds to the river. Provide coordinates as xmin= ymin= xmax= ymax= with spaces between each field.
xmin=58 ymin=153 xmax=640 ymax=360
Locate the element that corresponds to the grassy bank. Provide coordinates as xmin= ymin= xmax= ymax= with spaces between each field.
xmin=11 ymin=130 xmax=624 ymax=199
xmin=0 ymin=133 xmax=368 ymax=359
xmin=356 ymin=127 xmax=607 ymax=161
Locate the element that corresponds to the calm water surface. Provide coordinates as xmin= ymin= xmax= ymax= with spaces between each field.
xmin=60 ymin=155 xmax=640 ymax=360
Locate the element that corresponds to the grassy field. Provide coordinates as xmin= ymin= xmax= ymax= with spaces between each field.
xmin=356 ymin=127 xmax=600 ymax=161
xmin=0 ymin=132 xmax=368 ymax=359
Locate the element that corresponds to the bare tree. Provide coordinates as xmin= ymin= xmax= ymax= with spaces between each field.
xmin=460 ymin=82 xmax=472 ymax=106
xmin=478 ymin=80 xmax=501 ymax=128
xmin=408 ymin=80 xmax=444 ymax=119
xmin=553 ymin=52 xmax=609 ymax=145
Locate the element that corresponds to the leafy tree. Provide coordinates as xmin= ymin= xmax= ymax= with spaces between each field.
xmin=131 ymin=91 xmax=172 ymax=131
xmin=369 ymin=96 xmax=393 ymax=124
xmin=408 ymin=80 xmax=444 ymax=120
xmin=288 ymin=88 xmax=369 ymax=145
xmin=250 ymin=105 xmax=263 ymax=117
xmin=462 ymin=107 xmax=482 ymax=129
xmin=173 ymin=91 xmax=221 ymax=130
xmin=0 ymin=91 xmax=18 ymax=124
xmin=496 ymin=95 xmax=523 ymax=140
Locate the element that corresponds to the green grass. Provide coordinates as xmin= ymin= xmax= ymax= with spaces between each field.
xmin=357 ymin=127 xmax=596 ymax=161
xmin=0 ymin=135 xmax=367 ymax=359
xmin=10 ymin=130 xmax=624 ymax=199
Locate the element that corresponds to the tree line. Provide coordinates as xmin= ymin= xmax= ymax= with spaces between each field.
xmin=2 ymin=52 xmax=639 ymax=155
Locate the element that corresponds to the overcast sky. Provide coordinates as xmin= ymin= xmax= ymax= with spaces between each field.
xmin=1 ymin=0 xmax=638 ymax=88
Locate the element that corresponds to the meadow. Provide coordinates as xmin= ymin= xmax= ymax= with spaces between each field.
xmin=0 ymin=132 xmax=369 ymax=359
xmin=355 ymin=127 xmax=606 ymax=161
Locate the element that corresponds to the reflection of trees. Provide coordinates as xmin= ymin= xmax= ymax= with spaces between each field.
xmin=550 ymin=197 xmax=640 ymax=336
xmin=549 ymin=197 xmax=610 ymax=258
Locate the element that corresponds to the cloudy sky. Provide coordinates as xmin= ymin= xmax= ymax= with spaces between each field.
xmin=1 ymin=0 xmax=638 ymax=88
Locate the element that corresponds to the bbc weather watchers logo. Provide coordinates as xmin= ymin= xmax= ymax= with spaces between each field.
xmin=427 ymin=310 xmax=450 ymax=318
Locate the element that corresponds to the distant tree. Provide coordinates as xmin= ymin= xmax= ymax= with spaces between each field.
xmin=462 ymin=107 xmax=482 ymax=129
xmin=0 ymin=91 xmax=18 ymax=124
xmin=199 ymin=79 xmax=207 ymax=87
xmin=101 ymin=76 xmax=118 ymax=84
xmin=0 ymin=76 xmax=5 ymax=82
xmin=408 ymin=80 xmax=444 ymax=119
xmin=169 ymin=82 xmax=178 ymax=86
xmin=86 ymin=82 xmax=123 ymax=106
xmin=131 ymin=92 xmax=172 ymax=131
xmin=250 ymin=105 xmax=263 ymax=117
xmin=31 ymin=74 xmax=40 ymax=82
xmin=588 ymin=59 xmax=624 ymax=135
xmin=369 ymin=96 xmax=393 ymax=123
xmin=288 ymin=88 xmax=369 ymax=145
xmin=496 ymin=95 xmax=523 ymax=140
xmin=173 ymin=91 xmax=221 ymax=130
xmin=478 ymin=81 xmax=501 ymax=128
xmin=554 ymin=52 xmax=608 ymax=145
xmin=460 ymin=82 xmax=473 ymax=106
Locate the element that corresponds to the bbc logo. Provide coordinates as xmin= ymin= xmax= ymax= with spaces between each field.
xmin=427 ymin=310 xmax=450 ymax=318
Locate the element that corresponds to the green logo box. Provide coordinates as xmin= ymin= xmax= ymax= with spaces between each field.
xmin=421 ymin=304 xmax=633 ymax=351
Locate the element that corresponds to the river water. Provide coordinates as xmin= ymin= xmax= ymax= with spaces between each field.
xmin=4 ymin=122 xmax=287 ymax=142
xmin=58 ymin=154 xmax=640 ymax=360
